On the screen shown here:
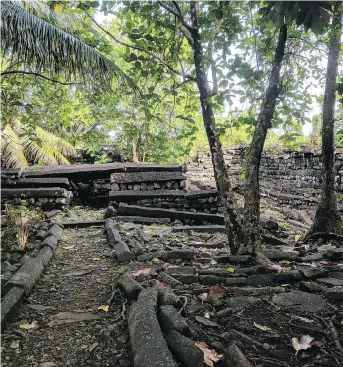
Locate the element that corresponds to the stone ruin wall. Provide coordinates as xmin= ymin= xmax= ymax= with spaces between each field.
xmin=187 ymin=146 xmax=343 ymax=193
xmin=2 ymin=147 xmax=343 ymax=213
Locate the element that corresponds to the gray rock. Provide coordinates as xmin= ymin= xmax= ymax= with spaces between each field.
xmin=217 ymin=307 xmax=233 ymax=318
xmin=272 ymin=290 xmax=325 ymax=312
xmin=113 ymin=241 xmax=133 ymax=262
xmin=299 ymin=267 xmax=328 ymax=279
xmin=46 ymin=224 xmax=63 ymax=240
xmin=158 ymin=289 xmax=179 ymax=307
xmin=128 ymin=288 xmax=178 ymax=367
xmin=40 ymin=235 xmax=58 ymax=251
xmin=158 ymin=272 xmax=182 ymax=288
xmin=159 ymin=305 xmax=190 ymax=336
xmin=165 ymin=330 xmax=203 ymax=367
xmin=299 ymin=281 xmax=325 ymax=293
xmin=225 ymin=277 xmax=247 ymax=286
xmin=171 ymin=274 xmax=198 ymax=284
xmin=194 ymin=316 xmax=219 ymax=327
xmin=35 ymin=246 xmax=54 ymax=266
xmin=1 ymin=261 xmax=17 ymax=273
xmin=326 ymin=248 xmax=343 ymax=261
xmin=317 ymin=277 xmax=343 ymax=287
xmin=274 ymin=270 xmax=302 ymax=283
xmin=300 ymin=253 xmax=323 ymax=262
xmin=247 ymin=273 xmax=275 ymax=286
xmin=325 ymin=287 xmax=343 ymax=301
xmin=104 ymin=206 xmax=116 ymax=219
xmin=261 ymin=219 xmax=278 ymax=231
xmin=199 ymin=275 xmax=223 ymax=285
xmin=3 ymin=258 xmax=45 ymax=296
xmin=47 ymin=311 xmax=101 ymax=327
xmin=1 ymin=286 xmax=25 ymax=328
xmin=227 ymin=296 xmax=260 ymax=311
xmin=225 ymin=343 xmax=252 ymax=367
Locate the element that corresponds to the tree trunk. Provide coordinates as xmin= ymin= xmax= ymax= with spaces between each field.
xmin=132 ymin=141 xmax=139 ymax=162
xmin=189 ymin=2 xmax=244 ymax=252
xmin=243 ymin=24 xmax=288 ymax=251
xmin=308 ymin=2 xmax=343 ymax=236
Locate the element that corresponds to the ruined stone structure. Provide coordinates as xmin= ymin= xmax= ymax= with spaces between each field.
xmin=1 ymin=147 xmax=342 ymax=212
xmin=187 ymin=146 xmax=343 ymax=209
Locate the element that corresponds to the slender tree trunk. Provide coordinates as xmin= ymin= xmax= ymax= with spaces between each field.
xmin=243 ymin=24 xmax=288 ymax=251
xmin=132 ymin=141 xmax=139 ymax=162
xmin=189 ymin=2 xmax=244 ymax=252
xmin=308 ymin=2 xmax=343 ymax=236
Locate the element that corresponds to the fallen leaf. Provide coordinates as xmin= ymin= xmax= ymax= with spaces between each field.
xmin=310 ymin=340 xmax=322 ymax=347
xmin=151 ymin=257 xmax=160 ymax=264
xmin=204 ymin=311 xmax=210 ymax=319
xmin=226 ymin=267 xmax=235 ymax=273
xmin=92 ymin=257 xmax=101 ymax=261
xmin=279 ymin=260 xmax=291 ymax=264
xmin=209 ymin=259 xmax=217 ymax=265
xmin=62 ymin=245 xmax=75 ymax=250
xmin=55 ymin=3 xmax=63 ymax=13
xmin=98 ymin=305 xmax=109 ymax=313
xmin=19 ymin=321 xmax=38 ymax=330
xmin=198 ymin=293 xmax=208 ymax=304
xmin=253 ymin=322 xmax=272 ymax=332
xmin=195 ymin=341 xmax=224 ymax=367
xmin=291 ymin=335 xmax=315 ymax=355
xmin=131 ymin=268 xmax=152 ymax=277
xmin=208 ymin=285 xmax=226 ymax=301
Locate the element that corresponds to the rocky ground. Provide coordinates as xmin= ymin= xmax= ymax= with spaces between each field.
xmin=1 ymin=206 xmax=343 ymax=367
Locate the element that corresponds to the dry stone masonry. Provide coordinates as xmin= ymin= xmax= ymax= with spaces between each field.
xmin=187 ymin=146 xmax=343 ymax=208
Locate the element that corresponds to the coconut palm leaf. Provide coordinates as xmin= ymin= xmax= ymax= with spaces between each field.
xmin=35 ymin=126 xmax=77 ymax=157
xmin=0 ymin=1 xmax=137 ymax=91
xmin=1 ymin=124 xmax=29 ymax=168
xmin=1 ymin=122 xmax=78 ymax=168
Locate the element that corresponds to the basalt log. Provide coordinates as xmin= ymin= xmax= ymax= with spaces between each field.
xmin=117 ymin=203 xmax=225 ymax=224
xmin=128 ymin=288 xmax=178 ymax=367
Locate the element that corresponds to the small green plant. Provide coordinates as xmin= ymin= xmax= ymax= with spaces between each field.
xmin=278 ymin=221 xmax=288 ymax=230
xmin=4 ymin=204 xmax=44 ymax=249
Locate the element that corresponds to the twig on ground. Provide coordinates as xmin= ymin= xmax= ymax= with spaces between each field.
xmin=329 ymin=315 xmax=343 ymax=353
xmin=178 ymin=295 xmax=189 ymax=315
xmin=121 ymin=301 xmax=127 ymax=320
xmin=107 ymin=289 xmax=119 ymax=306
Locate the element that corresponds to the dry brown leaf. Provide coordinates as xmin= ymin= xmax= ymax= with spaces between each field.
xmin=195 ymin=341 xmax=223 ymax=367
xmin=131 ymin=268 xmax=152 ymax=277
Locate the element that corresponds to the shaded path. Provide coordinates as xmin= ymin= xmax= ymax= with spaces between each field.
xmin=1 ymin=225 xmax=130 ymax=367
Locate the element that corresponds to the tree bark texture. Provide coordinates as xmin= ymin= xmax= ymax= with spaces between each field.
xmin=243 ymin=24 xmax=288 ymax=251
xmin=310 ymin=2 xmax=343 ymax=235
xmin=189 ymin=1 xmax=244 ymax=251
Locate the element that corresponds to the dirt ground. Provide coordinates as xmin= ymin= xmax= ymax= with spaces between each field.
xmin=1 ymin=207 xmax=343 ymax=367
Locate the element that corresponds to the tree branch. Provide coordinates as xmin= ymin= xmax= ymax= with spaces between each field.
xmin=85 ymin=8 xmax=195 ymax=81
xmin=158 ymin=1 xmax=195 ymax=32
xmin=1 ymin=70 xmax=81 ymax=85
xmin=208 ymin=38 xmax=218 ymax=96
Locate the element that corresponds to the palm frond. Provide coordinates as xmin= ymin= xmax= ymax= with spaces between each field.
xmin=1 ymin=124 xmax=28 ymax=168
xmin=35 ymin=126 xmax=77 ymax=157
xmin=0 ymin=1 xmax=137 ymax=91
xmin=22 ymin=136 xmax=59 ymax=165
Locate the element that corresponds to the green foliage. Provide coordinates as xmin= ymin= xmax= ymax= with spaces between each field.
xmin=1 ymin=1 xmax=136 ymax=90
xmin=1 ymin=122 xmax=77 ymax=168
xmin=1 ymin=0 xmax=338 ymax=166
xmin=4 ymin=204 xmax=44 ymax=249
